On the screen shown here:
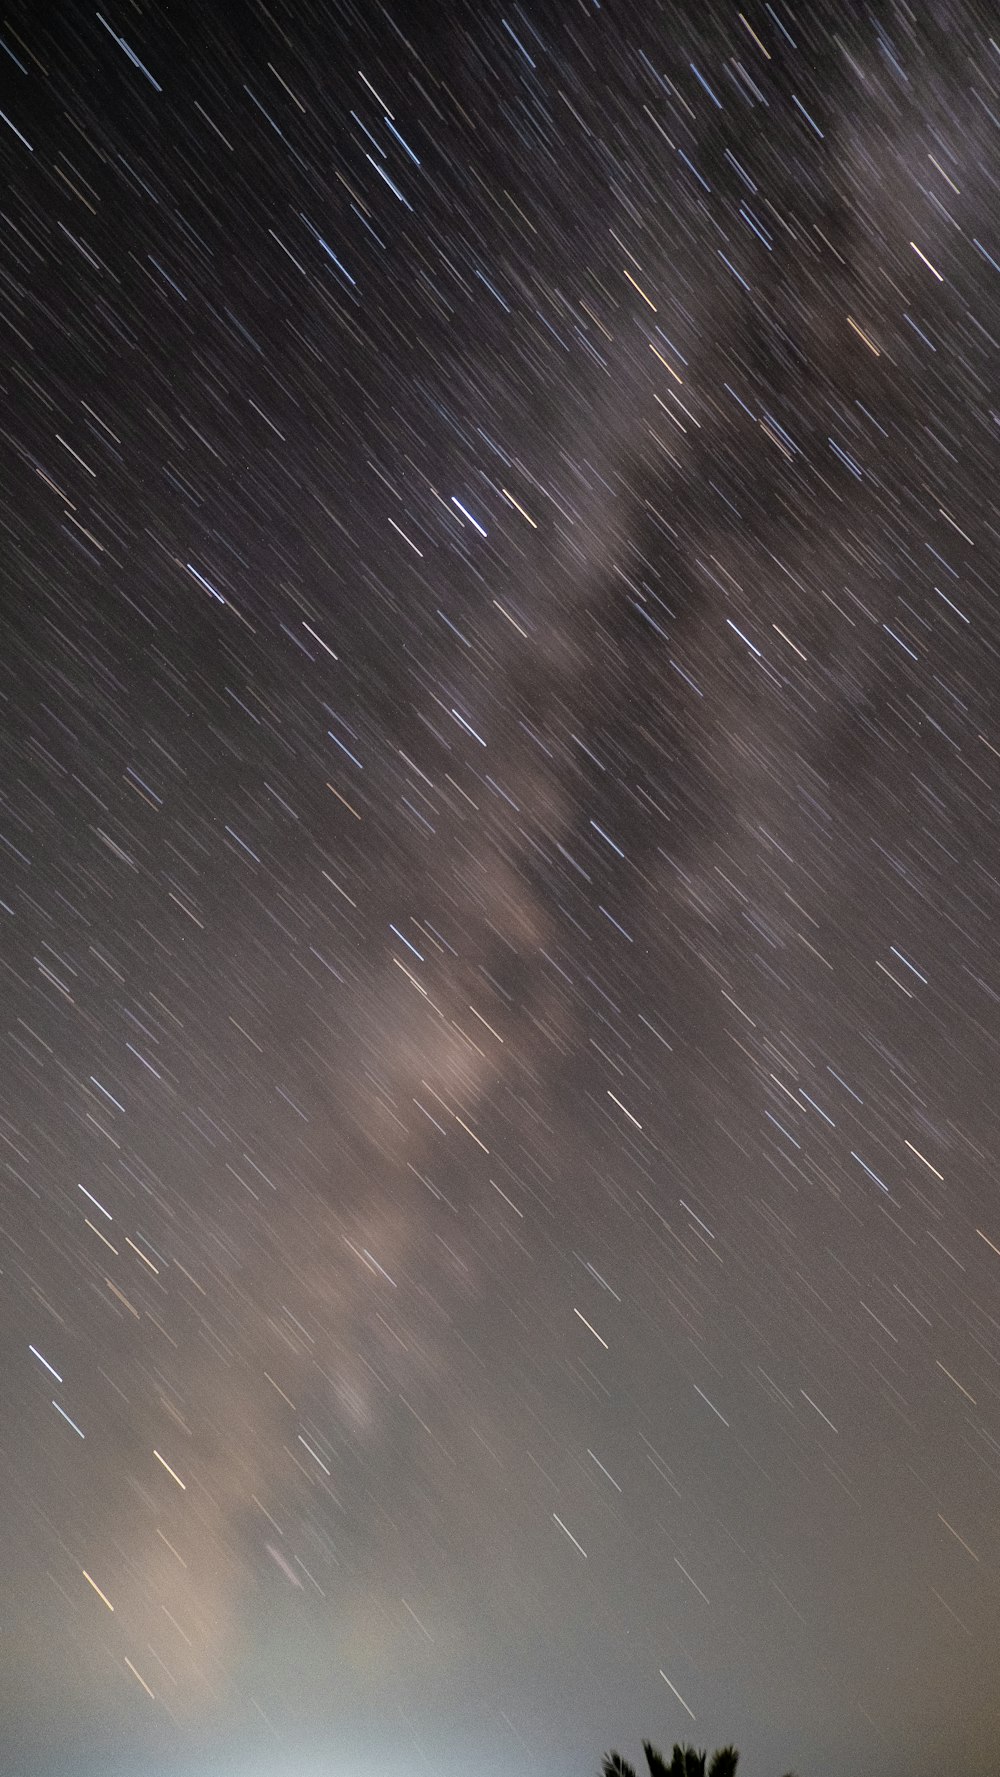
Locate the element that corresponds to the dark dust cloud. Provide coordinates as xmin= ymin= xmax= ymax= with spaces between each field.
xmin=2 ymin=2 xmax=1000 ymax=1774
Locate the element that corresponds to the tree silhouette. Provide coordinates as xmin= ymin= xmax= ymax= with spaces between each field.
xmin=706 ymin=1753 xmax=740 ymax=1777
xmin=602 ymin=1757 xmax=639 ymax=1777
xmin=601 ymin=1743 xmax=795 ymax=1777
xmin=601 ymin=1741 xmax=741 ymax=1777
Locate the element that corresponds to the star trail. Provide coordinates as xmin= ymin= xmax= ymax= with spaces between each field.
xmin=2 ymin=4 xmax=1000 ymax=1776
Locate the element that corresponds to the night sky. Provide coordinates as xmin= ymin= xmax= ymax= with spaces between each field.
xmin=3 ymin=3 xmax=1000 ymax=1774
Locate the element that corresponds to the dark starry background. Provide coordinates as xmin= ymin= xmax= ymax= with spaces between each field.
xmin=2 ymin=2 xmax=1000 ymax=1774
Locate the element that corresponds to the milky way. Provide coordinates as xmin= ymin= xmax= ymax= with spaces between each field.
xmin=3 ymin=4 xmax=1000 ymax=1775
